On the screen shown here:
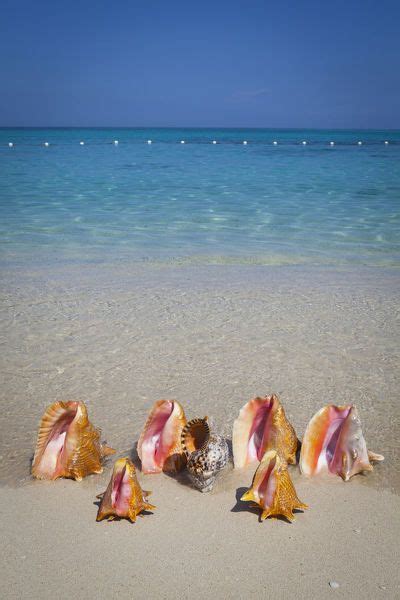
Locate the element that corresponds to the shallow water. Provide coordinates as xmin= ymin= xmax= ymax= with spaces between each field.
xmin=1 ymin=128 xmax=400 ymax=266
xmin=0 ymin=129 xmax=399 ymax=491
xmin=0 ymin=264 xmax=398 ymax=492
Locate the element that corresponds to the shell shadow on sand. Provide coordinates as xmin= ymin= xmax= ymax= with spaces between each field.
xmin=92 ymin=496 xmax=155 ymax=522
xmin=231 ymin=486 xmax=306 ymax=524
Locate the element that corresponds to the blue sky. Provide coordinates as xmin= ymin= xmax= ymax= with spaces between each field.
xmin=1 ymin=0 xmax=399 ymax=127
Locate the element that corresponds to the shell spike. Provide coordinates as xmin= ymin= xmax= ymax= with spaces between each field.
xmin=101 ymin=443 xmax=116 ymax=457
xmin=368 ymin=450 xmax=384 ymax=462
xmin=261 ymin=509 xmax=272 ymax=521
xmin=241 ymin=489 xmax=255 ymax=502
xmin=128 ymin=511 xmax=137 ymax=523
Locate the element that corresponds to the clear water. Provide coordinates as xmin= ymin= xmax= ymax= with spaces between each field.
xmin=1 ymin=128 xmax=399 ymax=266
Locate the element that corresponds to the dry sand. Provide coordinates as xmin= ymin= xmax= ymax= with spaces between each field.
xmin=1 ymin=262 xmax=399 ymax=598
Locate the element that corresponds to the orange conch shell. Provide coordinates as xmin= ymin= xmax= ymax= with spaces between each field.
xmin=241 ymin=450 xmax=307 ymax=521
xmin=232 ymin=395 xmax=298 ymax=468
xmin=300 ymin=404 xmax=384 ymax=481
xmin=137 ymin=400 xmax=187 ymax=474
xmin=32 ymin=400 xmax=115 ymax=481
xmin=96 ymin=457 xmax=155 ymax=522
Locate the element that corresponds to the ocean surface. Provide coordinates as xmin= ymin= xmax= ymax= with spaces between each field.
xmin=0 ymin=128 xmax=399 ymax=267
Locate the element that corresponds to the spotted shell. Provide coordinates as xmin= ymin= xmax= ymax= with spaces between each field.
xmin=232 ymin=395 xmax=298 ymax=468
xmin=31 ymin=401 xmax=115 ymax=481
xmin=241 ymin=450 xmax=308 ymax=521
xmin=96 ymin=457 xmax=155 ymax=522
xmin=181 ymin=417 xmax=229 ymax=492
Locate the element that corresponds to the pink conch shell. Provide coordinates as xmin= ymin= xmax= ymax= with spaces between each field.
xmin=241 ymin=450 xmax=307 ymax=521
xmin=96 ymin=457 xmax=155 ymax=522
xmin=137 ymin=400 xmax=187 ymax=474
xmin=300 ymin=404 xmax=384 ymax=481
xmin=232 ymin=395 xmax=298 ymax=468
xmin=32 ymin=401 xmax=115 ymax=481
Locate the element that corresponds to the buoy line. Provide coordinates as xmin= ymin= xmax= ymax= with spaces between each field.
xmin=3 ymin=140 xmax=397 ymax=148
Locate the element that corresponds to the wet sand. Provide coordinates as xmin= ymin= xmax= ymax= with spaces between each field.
xmin=0 ymin=262 xmax=399 ymax=598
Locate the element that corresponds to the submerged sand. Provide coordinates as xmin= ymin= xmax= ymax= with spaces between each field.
xmin=0 ymin=262 xmax=399 ymax=598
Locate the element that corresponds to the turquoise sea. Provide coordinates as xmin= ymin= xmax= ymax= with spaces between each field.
xmin=1 ymin=128 xmax=399 ymax=267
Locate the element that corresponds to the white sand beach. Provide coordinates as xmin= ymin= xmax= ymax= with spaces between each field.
xmin=1 ymin=262 xmax=399 ymax=598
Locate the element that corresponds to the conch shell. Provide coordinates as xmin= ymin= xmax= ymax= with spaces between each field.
xmin=241 ymin=449 xmax=307 ymax=521
xmin=181 ymin=417 xmax=229 ymax=492
xmin=232 ymin=395 xmax=298 ymax=468
xmin=137 ymin=400 xmax=187 ymax=474
xmin=32 ymin=400 xmax=115 ymax=481
xmin=96 ymin=457 xmax=155 ymax=522
xmin=300 ymin=404 xmax=384 ymax=481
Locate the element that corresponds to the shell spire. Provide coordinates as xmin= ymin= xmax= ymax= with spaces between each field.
xmin=137 ymin=400 xmax=187 ymax=474
xmin=232 ymin=395 xmax=298 ymax=469
xmin=96 ymin=457 xmax=155 ymax=522
xmin=300 ymin=404 xmax=384 ymax=481
xmin=241 ymin=450 xmax=307 ymax=521
xmin=31 ymin=401 xmax=115 ymax=481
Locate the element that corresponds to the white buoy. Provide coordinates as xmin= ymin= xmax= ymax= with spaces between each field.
xmin=80 ymin=141 xmax=85 ymax=145
xmin=114 ymin=140 xmax=119 ymax=145
xmin=243 ymin=140 xmax=248 ymax=145
xmin=302 ymin=140 xmax=307 ymax=145
xmin=180 ymin=140 xmax=185 ymax=144
xmin=212 ymin=140 xmax=217 ymax=144
xmin=147 ymin=140 xmax=152 ymax=144
xmin=8 ymin=142 xmax=13 ymax=147
xmin=357 ymin=141 xmax=362 ymax=145
xmin=44 ymin=142 xmax=49 ymax=147
xmin=273 ymin=141 xmax=278 ymax=145
xmin=330 ymin=141 xmax=335 ymax=146
xmin=384 ymin=140 xmax=389 ymax=145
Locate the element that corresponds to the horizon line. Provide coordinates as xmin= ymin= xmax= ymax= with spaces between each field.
xmin=1 ymin=125 xmax=400 ymax=131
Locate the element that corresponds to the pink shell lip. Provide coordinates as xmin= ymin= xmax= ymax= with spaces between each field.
xmin=300 ymin=404 xmax=353 ymax=477
xmin=256 ymin=452 xmax=277 ymax=508
xmin=137 ymin=400 xmax=186 ymax=474
xmin=247 ymin=400 xmax=274 ymax=462
xmin=138 ymin=401 xmax=173 ymax=473
xmin=323 ymin=406 xmax=352 ymax=469
xmin=111 ymin=463 xmax=131 ymax=515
